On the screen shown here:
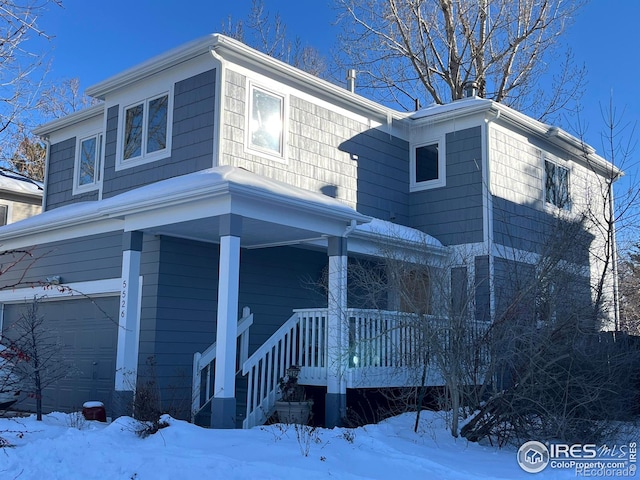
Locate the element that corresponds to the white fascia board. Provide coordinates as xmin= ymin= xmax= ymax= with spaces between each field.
xmin=0 ymin=278 xmax=121 ymax=304
xmin=0 ymin=217 xmax=124 ymax=251
xmin=86 ymin=35 xmax=219 ymax=99
xmin=492 ymin=105 xmax=622 ymax=179
xmin=412 ymin=99 xmax=621 ymax=179
xmin=85 ymin=33 xmax=406 ymax=125
xmin=227 ymin=182 xmax=369 ymax=224
xmin=212 ymin=35 xmax=408 ymax=125
xmin=32 ymin=104 xmax=105 ymax=138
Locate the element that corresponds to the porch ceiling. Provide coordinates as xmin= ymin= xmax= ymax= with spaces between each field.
xmin=142 ymin=216 xmax=330 ymax=248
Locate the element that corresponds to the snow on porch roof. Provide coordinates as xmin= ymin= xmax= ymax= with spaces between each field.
xmin=0 ymin=166 xmax=370 ymax=250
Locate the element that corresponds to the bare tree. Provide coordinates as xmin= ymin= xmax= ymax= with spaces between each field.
xmin=619 ymin=244 xmax=640 ymax=335
xmin=334 ymin=0 xmax=586 ymax=120
xmin=1 ymin=297 xmax=71 ymax=421
xmin=0 ymin=0 xmax=62 ymax=148
xmin=222 ymin=0 xmax=326 ymax=77
xmin=5 ymin=77 xmax=99 ymax=181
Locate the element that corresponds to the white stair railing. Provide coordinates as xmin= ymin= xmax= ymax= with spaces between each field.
xmin=242 ymin=308 xmax=327 ymax=429
xmin=191 ymin=307 xmax=253 ymax=422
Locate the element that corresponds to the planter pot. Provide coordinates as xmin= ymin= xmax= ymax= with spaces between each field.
xmin=275 ymin=400 xmax=312 ymax=425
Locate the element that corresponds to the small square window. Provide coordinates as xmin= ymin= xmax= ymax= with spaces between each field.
xmin=249 ymin=86 xmax=284 ymax=156
xmin=411 ymin=139 xmax=445 ymax=191
xmin=544 ymin=160 xmax=570 ymax=210
xmin=416 ymin=144 xmax=439 ymax=182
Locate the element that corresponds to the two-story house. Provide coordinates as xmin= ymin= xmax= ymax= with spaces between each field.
xmin=0 ymin=34 xmax=619 ymax=428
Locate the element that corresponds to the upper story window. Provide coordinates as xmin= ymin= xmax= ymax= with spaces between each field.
xmin=410 ymin=138 xmax=446 ymax=191
xmin=117 ymin=92 xmax=172 ymax=169
xmin=544 ymin=159 xmax=570 ymax=210
xmin=74 ymin=133 xmax=102 ymax=194
xmin=248 ymin=85 xmax=285 ymax=158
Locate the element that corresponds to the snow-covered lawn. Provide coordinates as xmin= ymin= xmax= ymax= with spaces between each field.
xmin=0 ymin=411 xmax=579 ymax=479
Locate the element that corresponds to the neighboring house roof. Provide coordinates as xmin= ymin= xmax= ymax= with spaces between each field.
xmin=0 ymin=171 xmax=43 ymax=199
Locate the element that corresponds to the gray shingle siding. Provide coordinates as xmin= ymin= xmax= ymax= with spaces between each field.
xmin=102 ymin=69 xmax=216 ymax=199
xmin=410 ymin=126 xmax=484 ymax=245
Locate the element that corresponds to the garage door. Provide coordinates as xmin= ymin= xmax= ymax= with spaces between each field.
xmin=2 ymin=296 xmax=119 ymax=414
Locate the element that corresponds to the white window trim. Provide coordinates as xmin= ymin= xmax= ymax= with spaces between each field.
xmin=245 ymin=82 xmax=288 ymax=163
xmin=410 ymin=137 xmax=446 ymax=192
xmin=73 ymin=132 xmax=103 ymax=195
xmin=543 ymin=157 xmax=571 ymax=212
xmin=115 ymin=89 xmax=173 ymax=171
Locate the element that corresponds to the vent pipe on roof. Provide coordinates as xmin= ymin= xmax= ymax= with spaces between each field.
xmin=463 ymin=80 xmax=479 ymax=98
xmin=346 ymin=69 xmax=356 ymax=93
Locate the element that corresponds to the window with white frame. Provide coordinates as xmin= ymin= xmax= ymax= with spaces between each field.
xmin=0 ymin=204 xmax=7 ymax=226
xmin=248 ymin=85 xmax=284 ymax=157
xmin=75 ymin=133 xmax=102 ymax=192
xmin=410 ymin=138 xmax=445 ymax=191
xmin=544 ymin=159 xmax=570 ymax=210
xmin=121 ymin=93 xmax=170 ymax=164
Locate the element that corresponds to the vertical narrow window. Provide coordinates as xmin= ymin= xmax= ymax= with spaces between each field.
xmin=249 ymin=87 xmax=283 ymax=156
xmin=0 ymin=205 xmax=8 ymax=226
xmin=545 ymin=160 xmax=570 ymax=209
xmin=121 ymin=93 xmax=170 ymax=163
xmin=75 ymin=133 xmax=102 ymax=192
xmin=124 ymin=104 xmax=143 ymax=160
xmin=147 ymin=95 xmax=168 ymax=154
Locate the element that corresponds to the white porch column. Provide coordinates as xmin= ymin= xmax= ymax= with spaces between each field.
xmin=114 ymin=231 xmax=143 ymax=417
xmin=211 ymin=214 xmax=242 ymax=429
xmin=326 ymin=236 xmax=348 ymax=428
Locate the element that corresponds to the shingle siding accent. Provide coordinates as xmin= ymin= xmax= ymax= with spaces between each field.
xmin=221 ymin=70 xmax=410 ymax=224
xmin=410 ymin=126 xmax=483 ymax=245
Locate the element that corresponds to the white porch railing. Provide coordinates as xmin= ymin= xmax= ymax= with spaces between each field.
xmin=191 ymin=307 xmax=254 ymax=422
xmin=191 ymin=307 xmax=489 ymax=428
xmin=241 ymin=309 xmax=327 ymax=429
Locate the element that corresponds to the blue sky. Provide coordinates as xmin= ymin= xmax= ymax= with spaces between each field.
xmin=35 ymin=0 xmax=639 ymax=179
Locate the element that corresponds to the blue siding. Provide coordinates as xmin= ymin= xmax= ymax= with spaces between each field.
xmin=410 ymin=126 xmax=483 ymax=245
xmin=102 ymin=69 xmax=216 ymax=198
xmin=138 ymin=237 xmax=327 ymax=419
xmin=45 ymin=138 xmax=98 ymax=210
xmin=0 ymin=232 xmax=122 ymax=287
xmin=493 ymin=197 xmax=593 ymax=264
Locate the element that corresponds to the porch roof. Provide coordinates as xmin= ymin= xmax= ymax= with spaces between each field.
xmin=0 ymin=166 xmax=370 ymax=250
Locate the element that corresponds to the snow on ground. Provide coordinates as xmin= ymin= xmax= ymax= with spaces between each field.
xmin=0 ymin=411 xmax=580 ymax=479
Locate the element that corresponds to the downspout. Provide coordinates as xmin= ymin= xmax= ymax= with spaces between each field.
xmin=483 ymin=109 xmax=500 ymax=322
xmin=41 ymin=136 xmax=51 ymax=211
xmin=209 ymin=46 xmax=226 ymax=168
